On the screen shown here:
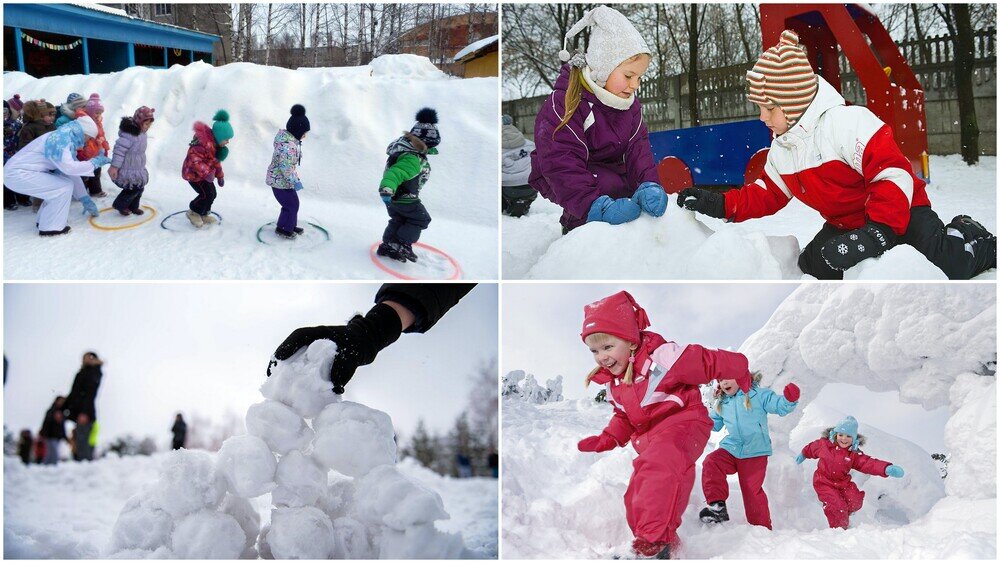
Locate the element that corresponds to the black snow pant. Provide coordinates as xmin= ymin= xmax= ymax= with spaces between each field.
xmin=383 ymin=201 xmax=431 ymax=245
xmin=112 ymin=185 xmax=145 ymax=213
xmin=798 ymin=206 xmax=988 ymax=280
xmin=84 ymin=167 xmax=104 ymax=196
xmin=188 ymin=180 xmax=217 ymax=215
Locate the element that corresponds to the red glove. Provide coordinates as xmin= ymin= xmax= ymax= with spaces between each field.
xmin=577 ymin=432 xmax=619 ymax=453
xmin=783 ymin=383 xmax=800 ymax=402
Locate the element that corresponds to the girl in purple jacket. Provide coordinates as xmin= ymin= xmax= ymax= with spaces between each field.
xmin=529 ymin=6 xmax=667 ymax=233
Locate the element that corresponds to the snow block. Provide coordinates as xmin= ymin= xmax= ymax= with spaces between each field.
xmin=260 ymin=339 xmax=340 ymax=418
xmin=267 ymin=506 xmax=338 ymax=559
xmin=313 ymin=401 xmax=397 ymax=477
xmin=379 ymin=524 xmax=469 ymax=559
xmin=219 ymin=494 xmax=262 ymax=555
xmin=351 ymin=465 xmax=449 ymax=531
xmin=245 ymin=399 xmax=314 ymax=455
xmin=272 ymin=450 xmax=328 ymax=508
xmin=108 ymin=493 xmax=174 ymax=552
xmin=171 ymin=510 xmax=245 ymax=559
xmin=151 ymin=449 xmax=226 ymax=518
xmin=216 ymin=435 xmax=278 ymax=498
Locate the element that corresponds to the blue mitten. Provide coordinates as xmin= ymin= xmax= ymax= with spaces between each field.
xmin=293 ymin=180 xmax=304 ymax=192
xmin=89 ymin=154 xmax=111 ymax=168
xmin=587 ymin=195 xmax=641 ymax=225
xmin=80 ymin=196 xmax=99 ymax=217
xmin=379 ymin=187 xmax=393 ymax=205
xmin=632 ymin=182 xmax=668 ymax=217
xmin=886 ymin=465 xmax=904 ymax=478
xmin=795 ymin=453 xmax=806 ymax=465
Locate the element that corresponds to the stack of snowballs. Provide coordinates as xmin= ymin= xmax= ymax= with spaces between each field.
xmin=108 ymin=340 xmax=469 ymax=559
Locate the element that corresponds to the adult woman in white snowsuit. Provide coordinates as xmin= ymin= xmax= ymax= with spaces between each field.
xmin=2 ymin=116 xmax=108 ymax=236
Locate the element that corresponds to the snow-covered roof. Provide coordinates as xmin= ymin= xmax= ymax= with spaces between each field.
xmin=454 ymin=35 xmax=499 ymax=62
xmin=68 ymin=2 xmax=129 ymax=17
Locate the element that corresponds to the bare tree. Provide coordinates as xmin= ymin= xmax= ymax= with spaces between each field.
xmin=932 ymin=3 xmax=980 ymax=164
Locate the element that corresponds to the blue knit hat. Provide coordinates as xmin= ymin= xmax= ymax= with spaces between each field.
xmin=829 ymin=415 xmax=860 ymax=450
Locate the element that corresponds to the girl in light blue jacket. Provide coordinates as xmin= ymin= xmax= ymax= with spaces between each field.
xmin=698 ymin=372 xmax=800 ymax=529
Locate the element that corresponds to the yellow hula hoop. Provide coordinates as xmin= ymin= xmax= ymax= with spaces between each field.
xmin=88 ymin=205 xmax=158 ymax=231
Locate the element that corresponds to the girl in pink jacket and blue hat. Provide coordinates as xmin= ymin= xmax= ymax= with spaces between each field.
xmin=577 ymin=290 xmax=753 ymax=559
xmin=529 ymin=6 xmax=668 ymax=233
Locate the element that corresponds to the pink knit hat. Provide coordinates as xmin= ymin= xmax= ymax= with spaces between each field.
xmin=581 ymin=291 xmax=650 ymax=345
xmin=133 ymin=106 xmax=155 ymax=125
xmin=83 ymin=93 xmax=104 ymax=118
xmin=746 ymin=30 xmax=818 ymax=126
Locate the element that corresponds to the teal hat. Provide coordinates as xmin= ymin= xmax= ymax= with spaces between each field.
xmin=211 ymin=109 xmax=233 ymax=144
xmin=829 ymin=415 xmax=860 ymax=450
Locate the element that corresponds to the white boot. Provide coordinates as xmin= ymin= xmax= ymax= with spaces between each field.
xmin=201 ymin=214 xmax=217 ymax=225
xmin=186 ymin=210 xmax=204 ymax=228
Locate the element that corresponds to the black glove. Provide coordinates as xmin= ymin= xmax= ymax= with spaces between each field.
xmin=820 ymin=221 xmax=897 ymax=271
xmin=677 ymin=188 xmax=725 ymax=219
xmin=267 ymin=303 xmax=403 ymax=394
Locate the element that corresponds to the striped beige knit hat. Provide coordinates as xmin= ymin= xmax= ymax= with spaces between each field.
xmin=746 ymin=30 xmax=818 ymax=126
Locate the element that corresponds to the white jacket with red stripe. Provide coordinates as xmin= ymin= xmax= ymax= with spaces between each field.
xmin=724 ymin=77 xmax=929 ymax=235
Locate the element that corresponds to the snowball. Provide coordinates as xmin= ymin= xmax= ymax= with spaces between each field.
xmin=245 ymin=400 xmax=315 ymax=455
xmin=108 ymin=493 xmax=174 ymax=552
xmin=267 ymin=506 xmax=338 ymax=559
xmin=379 ymin=524 xmax=468 ymax=559
xmin=313 ymin=401 xmax=396 ymax=477
xmin=216 ymin=435 xmax=277 ymax=498
xmin=315 ymin=476 xmax=355 ymax=521
xmin=171 ymin=510 xmax=246 ymax=559
xmin=944 ymin=374 xmax=996 ymax=499
xmin=219 ymin=494 xmax=261 ymax=553
xmin=331 ymin=516 xmax=375 ymax=559
xmin=260 ymin=339 xmax=341 ymax=418
xmin=351 ymin=465 xmax=449 ymax=531
xmin=151 ymin=449 xmax=226 ymax=517
xmin=272 ymin=450 xmax=327 ymax=508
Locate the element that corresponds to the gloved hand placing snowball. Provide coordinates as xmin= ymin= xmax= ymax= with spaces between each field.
xmin=268 ymin=303 xmax=406 ymax=394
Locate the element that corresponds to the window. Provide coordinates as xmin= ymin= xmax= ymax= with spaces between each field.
xmin=154 ymin=4 xmax=172 ymax=16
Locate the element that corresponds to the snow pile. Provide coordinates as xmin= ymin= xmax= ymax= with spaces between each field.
xmin=502 ymin=284 xmax=996 ymax=558
xmin=3 ymin=55 xmax=498 ymax=279
xmin=502 ymin=369 xmax=563 ymax=403
xmin=104 ymin=340 xmax=475 ymax=559
xmin=503 ymin=156 xmax=996 ymax=280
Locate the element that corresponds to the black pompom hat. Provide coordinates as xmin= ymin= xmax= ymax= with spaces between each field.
xmin=409 ymin=107 xmax=440 ymax=148
xmin=286 ymin=104 xmax=310 ymax=140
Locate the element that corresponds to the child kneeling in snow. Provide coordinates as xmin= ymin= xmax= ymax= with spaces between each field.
xmin=376 ymin=108 xmax=440 ymax=263
xmin=109 ymin=106 xmax=155 ymax=216
xmin=699 ymin=373 xmax=799 ymax=529
xmin=181 ymin=110 xmax=232 ymax=228
xmin=529 ymin=6 xmax=667 ymax=233
xmin=796 ymin=415 xmax=904 ymax=529
xmin=266 ymin=104 xmax=310 ymax=239
xmin=678 ymin=30 xmax=996 ymax=280
xmin=576 ymin=290 xmax=753 ymax=559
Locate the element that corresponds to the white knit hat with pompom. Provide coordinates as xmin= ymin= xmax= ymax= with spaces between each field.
xmin=557 ymin=6 xmax=650 ymax=87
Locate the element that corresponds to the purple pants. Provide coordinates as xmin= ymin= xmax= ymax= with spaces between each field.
xmin=272 ymin=188 xmax=299 ymax=232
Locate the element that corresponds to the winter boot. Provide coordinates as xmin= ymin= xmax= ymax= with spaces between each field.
xmin=699 ymin=501 xmax=729 ymax=524
xmin=400 ymin=243 xmax=418 ymax=262
xmin=186 ymin=210 xmax=204 ymax=228
xmin=118 ymin=208 xmax=132 ymax=216
xmin=376 ymin=241 xmax=407 ymax=262
xmin=275 ymin=227 xmax=297 ymax=240
xmin=201 ymin=214 xmax=217 ymax=225
xmin=632 ymin=538 xmax=671 ymax=560
xmin=31 ymin=198 xmax=42 ymax=213
xmin=131 ymin=207 xmax=145 ymax=216
xmin=947 ymin=215 xmax=997 ymax=274
xmin=293 ymin=226 xmax=304 ymax=234
xmin=39 ymin=226 xmax=71 ymax=237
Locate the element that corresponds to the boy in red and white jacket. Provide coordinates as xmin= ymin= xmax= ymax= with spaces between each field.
xmin=576 ymin=290 xmax=752 ymax=559
xmin=678 ymin=30 xmax=995 ymax=280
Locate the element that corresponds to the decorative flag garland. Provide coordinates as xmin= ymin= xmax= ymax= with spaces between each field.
xmin=21 ymin=32 xmax=81 ymax=51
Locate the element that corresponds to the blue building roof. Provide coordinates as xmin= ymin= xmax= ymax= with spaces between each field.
xmin=4 ymin=3 xmax=220 ymax=52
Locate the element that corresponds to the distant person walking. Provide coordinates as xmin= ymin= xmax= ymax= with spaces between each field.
xmin=39 ymin=396 xmax=68 ymax=465
xmin=63 ymin=351 xmax=104 ymax=461
xmin=456 ymin=453 xmax=473 ymax=478
xmin=171 ymin=414 xmax=187 ymax=450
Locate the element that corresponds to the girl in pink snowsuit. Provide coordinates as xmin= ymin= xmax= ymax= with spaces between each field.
xmin=576 ymin=290 xmax=753 ymax=559
xmin=796 ymin=415 xmax=905 ymax=529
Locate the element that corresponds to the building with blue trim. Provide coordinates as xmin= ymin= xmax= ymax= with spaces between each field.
xmin=3 ymin=3 xmax=222 ymax=77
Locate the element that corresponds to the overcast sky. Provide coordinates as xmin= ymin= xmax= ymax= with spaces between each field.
xmin=4 ymin=283 xmax=497 ymax=449
xmin=502 ymin=283 xmax=950 ymax=453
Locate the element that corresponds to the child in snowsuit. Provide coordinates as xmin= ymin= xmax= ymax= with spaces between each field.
xmin=529 ymin=6 xmax=667 ymax=233
xmin=501 ymin=114 xmax=537 ymax=217
xmin=110 ymin=106 xmax=155 ymax=216
xmin=376 ymin=108 xmax=440 ymax=263
xmin=4 ymin=98 xmax=25 ymax=209
xmin=266 ymin=104 xmax=310 ymax=239
xmin=181 ymin=110 xmax=232 ymax=228
xmin=576 ymin=290 xmax=753 ymax=559
xmin=75 ymin=93 xmax=111 ymax=198
xmin=796 ymin=415 xmax=904 ymax=529
xmin=17 ymin=99 xmax=57 ymax=150
xmin=55 ymin=93 xmax=86 ymax=128
xmin=2 ymin=116 xmax=107 ymax=236
xmin=679 ymin=30 xmax=996 ymax=280
xmin=698 ymin=373 xmax=800 ymax=529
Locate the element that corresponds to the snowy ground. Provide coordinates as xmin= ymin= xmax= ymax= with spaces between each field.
xmin=503 ymin=155 xmax=996 ymax=280
xmin=3 ymin=57 xmax=498 ymax=279
xmin=3 ymin=454 xmax=497 ymax=559
xmin=502 ymin=284 xmax=996 ymax=559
